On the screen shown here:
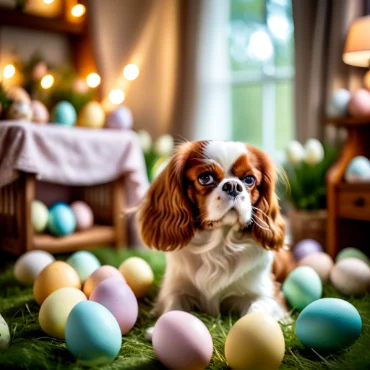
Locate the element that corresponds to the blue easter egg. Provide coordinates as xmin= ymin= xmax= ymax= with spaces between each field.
xmin=48 ymin=203 xmax=76 ymax=236
xmin=52 ymin=101 xmax=76 ymax=126
xmin=327 ymin=89 xmax=351 ymax=117
xmin=345 ymin=156 xmax=370 ymax=183
xmin=296 ymin=298 xmax=362 ymax=351
xmin=106 ymin=106 xmax=133 ymax=130
xmin=66 ymin=251 xmax=101 ymax=284
xmin=282 ymin=266 xmax=322 ymax=311
xmin=65 ymin=301 xmax=122 ymax=365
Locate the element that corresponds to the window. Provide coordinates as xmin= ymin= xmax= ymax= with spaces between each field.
xmin=228 ymin=0 xmax=294 ymax=160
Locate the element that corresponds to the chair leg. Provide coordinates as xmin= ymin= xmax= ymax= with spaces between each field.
xmin=112 ymin=176 xmax=126 ymax=249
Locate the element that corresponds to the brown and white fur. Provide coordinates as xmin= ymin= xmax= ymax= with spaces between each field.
xmin=138 ymin=140 xmax=294 ymax=321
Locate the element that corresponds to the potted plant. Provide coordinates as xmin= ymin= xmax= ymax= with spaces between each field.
xmin=281 ymin=139 xmax=339 ymax=247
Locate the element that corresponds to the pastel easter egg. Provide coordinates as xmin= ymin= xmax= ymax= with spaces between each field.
xmin=66 ymin=250 xmax=101 ymax=284
xmin=51 ymin=101 xmax=76 ymax=126
xmin=0 ymin=314 xmax=11 ymax=349
xmin=336 ymin=247 xmax=370 ymax=265
xmin=70 ymin=201 xmax=94 ymax=231
xmin=297 ymin=252 xmax=334 ymax=283
xmin=296 ymin=298 xmax=362 ymax=351
xmin=344 ymin=156 xmax=370 ymax=183
xmin=90 ymin=278 xmax=138 ymax=334
xmin=39 ymin=287 xmax=87 ymax=339
xmin=348 ymin=89 xmax=370 ymax=117
xmin=31 ymin=200 xmax=49 ymax=233
xmin=31 ymin=100 xmax=49 ymax=124
xmin=6 ymin=86 xmax=31 ymax=104
xmin=14 ymin=250 xmax=55 ymax=285
xmin=65 ymin=301 xmax=122 ymax=365
xmin=152 ymin=311 xmax=213 ymax=370
xmin=6 ymin=102 xmax=32 ymax=120
xmin=293 ymin=239 xmax=323 ymax=261
xmin=48 ymin=203 xmax=76 ymax=236
xmin=327 ymin=89 xmax=351 ymax=117
xmin=106 ymin=106 xmax=133 ymax=130
xmin=78 ymin=101 xmax=105 ymax=129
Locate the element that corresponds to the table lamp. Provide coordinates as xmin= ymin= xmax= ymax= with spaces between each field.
xmin=343 ymin=15 xmax=370 ymax=87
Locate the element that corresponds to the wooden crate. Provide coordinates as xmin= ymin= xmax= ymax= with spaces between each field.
xmin=0 ymin=172 xmax=126 ymax=255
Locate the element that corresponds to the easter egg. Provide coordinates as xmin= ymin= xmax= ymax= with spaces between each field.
xmin=297 ymin=252 xmax=334 ymax=283
xmin=33 ymin=261 xmax=81 ymax=305
xmin=152 ymin=311 xmax=213 ymax=370
xmin=106 ymin=106 xmax=133 ymax=130
xmin=348 ymin=88 xmax=370 ymax=117
xmin=330 ymin=258 xmax=370 ymax=295
xmin=344 ymin=156 xmax=370 ymax=183
xmin=296 ymin=298 xmax=362 ymax=351
xmin=14 ymin=250 xmax=55 ymax=285
xmin=31 ymin=200 xmax=49 ymax=233
xmin=51 ymin=101 xmax=76 ymax=126
xmin=282 ymin=266 xmax=322 ymax=310
xmin=0 ymin=314 xmax=11 ymax=349
xmin=31 ymin=100 xmax=49 ymax=124
xmin=83 ymin=265 xmax=125 ymax=298
xmin=154 ymin=134 xmax=174 ymax=156
xmin=70 ymin=201 xmax=94 ymax=231
xmin=48 ymin=203 xmax=76 ymax=236
xmin=6 ymin=102 xmax=32 ymax=120
xmin=6 ymin=86 xmax=31 ymax=104
xmin=336 ymin=247 xmax=370 ymax=265
xmin=118 ymin=257 xmax=154 ymax=298
xmin=225 ymin=312 xmax=285 ymax=370
xmin=293 ymin=239 xmax=323 ymax=261
xmin=65 ymin=301 xmax=122 ymax=365
xmin=327 ymin=89 xmax=351 ymax=117
xmin=78 ymin=101 xmax=105 ymax=129
xmin=66 ymin=250 xmax=101 ymax=284
xmin=39 ymin=287 xmax=87 ymax=339
xmin=90 ymin=278 xmax=138 ymax=334
xmin=304 ymin=139 xmax=324 ymax=165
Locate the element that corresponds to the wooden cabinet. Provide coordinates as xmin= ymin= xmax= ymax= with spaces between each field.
xmin=326 ymin=117 xmax=370 ymax=258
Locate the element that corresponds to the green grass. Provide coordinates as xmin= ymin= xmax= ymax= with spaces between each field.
xmin=0 ymin=247 xmax=370 ymax=370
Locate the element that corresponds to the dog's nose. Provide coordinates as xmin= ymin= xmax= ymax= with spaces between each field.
xmin=222 ymin=181 xmax=243 ymax=198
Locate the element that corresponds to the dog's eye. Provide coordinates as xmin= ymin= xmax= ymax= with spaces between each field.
xmin=198 ymin=173 xmax=214 ymax=186
xmin=243 ymin=175 xmax=256 ymax=187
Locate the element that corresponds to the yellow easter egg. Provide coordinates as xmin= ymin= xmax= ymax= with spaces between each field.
xmin=78 ymin=101 xmax=106 ymax=129
xmin=39 ymin=287 xmax=87 ymax=339
xmin=118 ymin=257 xmax=154 ymax=299
xmin=33 ymin=261 xmax=81 ymax=305
xmin=225 ymin=312 xmax=285 ymax=370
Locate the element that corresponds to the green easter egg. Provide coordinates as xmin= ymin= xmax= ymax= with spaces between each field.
xmin=336 ymin=248 xmax=370 ymax=266
xmin=31 ymin=200 xmax=49 ymax=233
xmin=282 ymin=266 xmax=322 ymax=311
xmin=0 ymin=314 xmax=10 ymax=349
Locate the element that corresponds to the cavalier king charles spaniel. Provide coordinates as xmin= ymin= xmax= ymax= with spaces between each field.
xmin=138 ymin=140 xmax=294 ymax=321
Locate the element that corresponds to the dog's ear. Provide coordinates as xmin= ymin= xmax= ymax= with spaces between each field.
xmin=137 ymin=144 xmax=196 ymax=251
xmin=248 ymin=146 xmax=286 ymax=250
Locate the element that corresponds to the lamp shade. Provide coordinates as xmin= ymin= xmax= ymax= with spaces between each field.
xmin=343 ymin=16 xmax=370 ymax=67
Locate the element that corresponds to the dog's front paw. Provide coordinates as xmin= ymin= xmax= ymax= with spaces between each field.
xmin=153 ymin=295 xmax=193 ymax=317
xmin=246 ymin=297 xmax=290 ymax=323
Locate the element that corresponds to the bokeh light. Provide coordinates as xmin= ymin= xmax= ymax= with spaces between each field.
xmin=86 ymin=73 xmax=101 ymax=88
xmin=109 ymin=89 xmax=125 ymax=105
xmin=3 ymin=64 xmax=15 ymax=79
xmin=41 ymin=74 xmax=54 ymax=89
xmin=123 ymin=64 xmax=140 ymax=81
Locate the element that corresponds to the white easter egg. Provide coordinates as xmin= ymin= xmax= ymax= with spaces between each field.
xmin=297 ymin=252 xmax=334 ymax=283
xmin=0 ymin=314 xmax=10 ymax=349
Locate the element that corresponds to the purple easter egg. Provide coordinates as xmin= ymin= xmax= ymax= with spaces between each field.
xmin=293 ymin=239 xmax=323 ymax=261
xmin=90 ymin=278 xmax=138 ymax=335
xmin=106 ymin=106 xmax=133 ymax=130
xmin=152 ymin=311 xmax=213 ymax=370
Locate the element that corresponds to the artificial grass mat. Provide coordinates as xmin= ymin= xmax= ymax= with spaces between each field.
xmin=0 ymin=247 xmax=369 ymax=370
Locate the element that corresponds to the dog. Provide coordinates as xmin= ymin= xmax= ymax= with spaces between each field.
xmin=138 ymin=140 xmax=295 ymax=321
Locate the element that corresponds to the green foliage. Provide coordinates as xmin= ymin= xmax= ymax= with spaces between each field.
xmin=282 ymin=143 xmax=339 ymax=210
xmin=143 ymin=149 xmax=161 ymax=183
xmin=0 ymin=83 xmax=12 ymax=116
xmin=1 ymin=247 xmax=370 ymax=370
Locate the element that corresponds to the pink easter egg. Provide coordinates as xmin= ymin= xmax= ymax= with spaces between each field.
xmin=348 ymin=89 xmax=370 ymax=117
xmin=90 ymin=278 xmax=138 ymax=335
xmin=31 ymin=100 xmax=49 ymax=124
xmin=70 ymin=201 xmax=94 ymax=231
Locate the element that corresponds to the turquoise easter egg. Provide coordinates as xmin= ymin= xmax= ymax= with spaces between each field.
xmin=65 ymin=301 xmax=122 ymax=365
xmin=282 ymin=266 xmax=322 ymax=311
xmin=336 ymin=247 xmax=370 ymax=265
xmin=66 ymin=251 xmax=101 ymax=284
xmin=345 ymin=156 xmax=370 ymax=183
xmin=48 ymin=203 xmax=76 ymax=236
xmin=296 ymin=298 xmax=362 ymax=351
xmin=52 ymin=101 xmax=76 ymax=126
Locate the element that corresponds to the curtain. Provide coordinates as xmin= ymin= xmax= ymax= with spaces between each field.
xmin=292 ymin=0 xmax=365 ymax=142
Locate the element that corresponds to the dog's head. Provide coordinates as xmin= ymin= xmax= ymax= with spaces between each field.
xmin=138 ymin=140 xmax=285 ymax=251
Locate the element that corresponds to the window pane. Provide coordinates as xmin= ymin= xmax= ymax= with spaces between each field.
xmin=232 ymin=84 xmax=263 ymax=148
xmin=275 ymin=80 xmax=294 ymax=151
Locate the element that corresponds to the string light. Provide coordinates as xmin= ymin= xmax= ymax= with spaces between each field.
xmin=71 ymin=4 xmax=86 ymax=17
xmin=123 ymin=64 xmax=139 ymax=81
xmin=41 ymin=74 xmax=54 ymax=89
xmin=3 ymin=64 xmax=15 ymax=79
xmin=109 ymin=89 xmax=125 ymax=105
xmin=43 ymin=0 xmax=54 ymax=4
xmin=86 ymin=73 xmax=101 ymax=88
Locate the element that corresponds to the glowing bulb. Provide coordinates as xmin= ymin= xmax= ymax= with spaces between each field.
xmin=41 ymin=74 xmax=54 ymax=89
xmin=71 ymin=4 xmax=86 ymax=17
xmin=123 ymin=64 xmax=140 ymax=81
xmin=43 ymin=0 xmax=54 ymax=4
xmin=86 ymin=73 xmax=101 ymax=88
xmin=109 ymin=89 xmax=125 ymax=105
xmin=3 ymin=64 xmax=15 ymax=79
